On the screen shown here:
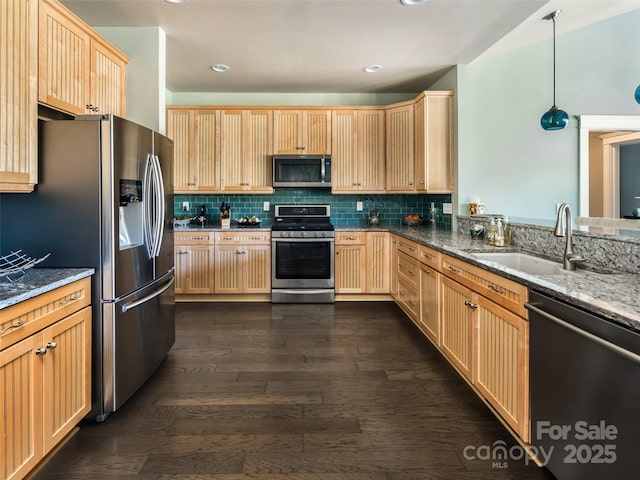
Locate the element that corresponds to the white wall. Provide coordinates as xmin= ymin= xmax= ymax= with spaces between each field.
xmin=454 ymin=9 xmax=640 ymax=221
xmin=95 ymin=27 xmax=166 ymax=133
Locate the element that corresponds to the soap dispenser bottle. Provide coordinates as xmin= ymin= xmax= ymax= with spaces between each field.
xmin=503 ymin=216 xmax=512 ymax=247
xmin=486 ymin=218 xmax=497 ymax=245
xmin=495 ymin=218 xmax=505 ymax=247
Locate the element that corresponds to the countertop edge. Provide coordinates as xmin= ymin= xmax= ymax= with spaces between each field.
xmin=0 ymin=268 xmax=95 ymax=310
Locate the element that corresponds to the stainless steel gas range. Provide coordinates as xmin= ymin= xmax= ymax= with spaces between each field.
xmin=271 ymin=205 xmax=335 ymax=303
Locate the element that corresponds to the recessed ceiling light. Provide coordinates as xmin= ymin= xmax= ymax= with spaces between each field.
xmin=211 ymin=64 xmax=230 ymax=73
xmin=363 ymin=65 xmax=383 ymax=73
xmin=400 ymin=0 xmax=427 ymax=5
xmin=165 ymin=0 xmax=187 ymax=4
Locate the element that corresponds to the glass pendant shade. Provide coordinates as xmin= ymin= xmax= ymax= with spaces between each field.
xmin=635 ymin=84 xmax=640 ymax=104
xmin=541 ymin=105 xmax=569 ymax=130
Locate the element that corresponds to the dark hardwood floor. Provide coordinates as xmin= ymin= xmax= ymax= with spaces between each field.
xmin=32 ymin=302 xmax=556 ymax=479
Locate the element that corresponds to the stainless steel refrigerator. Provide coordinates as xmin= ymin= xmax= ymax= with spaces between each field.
xmin=0 ymin=115 xmax=175 ymax=421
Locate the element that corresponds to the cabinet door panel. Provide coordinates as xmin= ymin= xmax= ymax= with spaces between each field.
xmin=385 ymin=104 xmax=414 ymax=192
xmin=331 ymin=111 xmax=357 ymax=192
xmin=245 ymin=245 xmax=271 ymax=293
xmin=215 ymin=247 xmax=242 ymax=293
xmin=440 ymin=276 xmax=474 ymax=380
xmin=0 ymin=0 xmax=38 ymax=192
xmin=90 ymin=38 xmax=127 ymax=116
xmin=246 ymin=110 xmax=273 ymax=191
xmin=335 ymin=245 xmax=366 ymax=293
xmin=273 ymin=110 xmax=301 ymax=154
xmin=195 ymin=110 xmax=220 ymax=190
xmin=0 ymin=334 xmax=42 ymax=480
xmin=367 ymin=232 xmax=389 ymax=293
xmin=220 ymin=110 xmax=244 ymax=190
xmin=359 ymin=110 xmax=385 ymax=191
xmin=475 ymin=297 xmax=529 ymax=441
xmin=38 ymin=0 xmax=91 ymax=114
xmin=43 ymin=307 xmax=91 ymax=452
xmin=420 ymin=265 xmax=440 ymax=345
xmin=305 ymin=111 xmax=331 ymax=154
xmin=167 ymin=109 xmax=194 ymax=191
xmin=175 ymin=245 xmax=214 ymax=294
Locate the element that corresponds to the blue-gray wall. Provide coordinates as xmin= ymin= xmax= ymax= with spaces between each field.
xmin=455 ymin=9 xmax=640 ymax=220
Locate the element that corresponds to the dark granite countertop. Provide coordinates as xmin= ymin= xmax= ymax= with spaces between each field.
xmin=0 ymin=268 xmax=94 ymax=310
xmin=171 ymin=222 xmax=640 ymax=331
xmin=337 ymin=224 xmax=640 ymax=332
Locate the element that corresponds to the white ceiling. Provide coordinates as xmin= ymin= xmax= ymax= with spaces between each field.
xmin=60 ymin=0 xmax=640 ymax=94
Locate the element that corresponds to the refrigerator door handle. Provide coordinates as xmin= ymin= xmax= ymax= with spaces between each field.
xmin=121 ymin=276 xmax=174 ymax=313
xmin=143 ymin=153 xmax=155 ymax=258
xmin=152 ymin=154 xmax=166 ymax=258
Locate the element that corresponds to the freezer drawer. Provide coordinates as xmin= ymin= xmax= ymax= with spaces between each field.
xmin=101 ymin=272 xmax=175 ymax=419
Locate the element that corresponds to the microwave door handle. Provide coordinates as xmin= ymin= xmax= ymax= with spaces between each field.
xmin=321 ymin=158 xmax=326 ymax=183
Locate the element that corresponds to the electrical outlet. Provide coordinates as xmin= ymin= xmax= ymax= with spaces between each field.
xmin=263 ymin=201 xmax=270 ymax=212
xmin=182 ymin=201 xmax=189 ymax=211
xmin=442 ymin=203 xmax=452 ymax=214
xmin=356 ymin=201 xmax=363 ymax=211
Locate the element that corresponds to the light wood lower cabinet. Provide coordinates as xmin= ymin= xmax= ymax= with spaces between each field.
xmin=335 ymin=232 xmax=390 ymax=295
xmin=419 ymin=262 xmax=440 ymax=345
xmin=474 ymin=295 xmax=530 ymax=442
xmin=174 ymin=232 xmax=215 ymax=294
xmin=439 ymin=254 xmax=530 ymax=442
xmin=440 ymin=275 xmax=475 ymax=380
xmin=214 ymin=232 xmax=271 ymax=294
xmin=1 ymin=277 xmax=92 ymax=480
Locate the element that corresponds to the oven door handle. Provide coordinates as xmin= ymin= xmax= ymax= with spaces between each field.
xmin=272 ymin=237 xmax=334 ymax=243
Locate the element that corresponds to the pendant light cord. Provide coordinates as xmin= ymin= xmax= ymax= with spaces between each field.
xmin=552 ymin=15 xmax=557 ymax=107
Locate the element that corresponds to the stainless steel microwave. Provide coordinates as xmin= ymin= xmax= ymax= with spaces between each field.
xmin=272 ymin=155 xmax=332 ymax=188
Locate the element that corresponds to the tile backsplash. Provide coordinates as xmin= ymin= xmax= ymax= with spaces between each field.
xmin=175 ymin=190 xmax=452 ymax=229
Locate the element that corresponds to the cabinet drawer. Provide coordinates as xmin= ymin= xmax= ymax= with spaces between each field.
xmin=419 ymin=244 xmax=440 ymax=270
xmin=335 ymin=232 xmax=366 ymax=245
xmin=0 ymin=277 xmax=91 ymax=351
xmin=397 ymin=251 xmax=419 ymax=289
xmin=396 ymin=237 xmax=420 ymax=259
xmin=441 ymin=255 xmax=528 ymax=317
xmin=397 ymin=276 xmax=419 ymax=322
xmin=175 ymin=232 xmax=214 ymax=245
xmin=215 ymin=231 xmax=270 ymax=245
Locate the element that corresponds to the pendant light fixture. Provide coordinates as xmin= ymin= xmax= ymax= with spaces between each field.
xmin=540 ymin=10 xmax=569 ymax=131
xmin=635 ymin=84 xmax=640 ymax=104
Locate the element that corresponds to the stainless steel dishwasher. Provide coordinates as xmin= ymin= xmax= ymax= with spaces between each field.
xmin=526 ymin=290 xmax=640 ymax=480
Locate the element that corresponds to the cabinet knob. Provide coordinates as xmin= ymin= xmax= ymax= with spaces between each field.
xmin=46 ymin=342 xmax=57 ymax=350
xmin=464 ymin=300 xmax=478 ymax=309
xmin=35 ymin=348 xmax=47 ymax=356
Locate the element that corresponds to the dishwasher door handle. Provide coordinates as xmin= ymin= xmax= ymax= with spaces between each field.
xmin=525 ymin=302 xmax=640 ymax=365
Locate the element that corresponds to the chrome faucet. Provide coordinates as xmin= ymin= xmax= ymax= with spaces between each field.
xmin=554 ymin=203 xmax=584 ymax=271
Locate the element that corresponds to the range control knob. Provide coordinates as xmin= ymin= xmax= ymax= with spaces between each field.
xmin=301 ymin=231 xmax=307 ymax=237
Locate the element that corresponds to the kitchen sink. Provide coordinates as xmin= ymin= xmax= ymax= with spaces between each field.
xmin=470 ymin=252 xmax=578 ymax=275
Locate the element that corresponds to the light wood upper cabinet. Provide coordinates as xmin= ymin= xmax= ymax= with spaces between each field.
xmin=385 ymin=103 xmax=415 ymax=192
xmin=38 ymin=0 xmax=127 ymax=116
xmin=414 ymin=91 xmax=453 ymax=193
xmin=89 ymin=36 xmax=127 ymax=117
xmin=331 ymin=109 xmax=385 ymax=193
xmin=0 ymin=0 xmax=38 ymax=192
xmin=220 ymin=109 xmax=273 ymax=192
xmin=167 ymin=108 xmax=220 ymax=193
xmin=273 ymin=109 xmax=331 ymax=154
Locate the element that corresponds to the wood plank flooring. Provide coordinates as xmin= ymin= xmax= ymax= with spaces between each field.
xmin=32 ymin=302 xmax=556 ymax=479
